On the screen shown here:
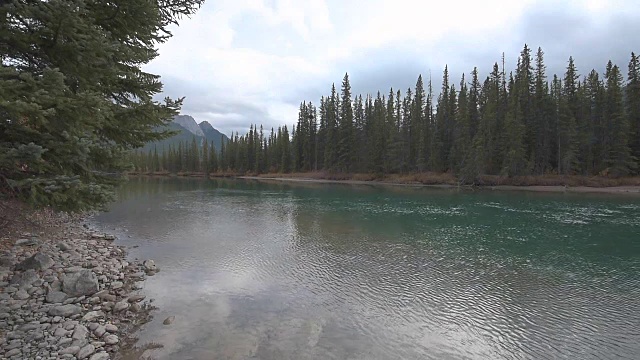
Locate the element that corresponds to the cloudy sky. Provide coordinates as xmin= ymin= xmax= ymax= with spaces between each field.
xmin=146 ymin=0 xmax=640 ymax=136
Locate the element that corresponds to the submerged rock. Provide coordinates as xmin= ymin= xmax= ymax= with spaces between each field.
xmin=163 ymin=316 xmax=175 ymax=325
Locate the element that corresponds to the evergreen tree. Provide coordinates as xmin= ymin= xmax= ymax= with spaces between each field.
xmin=338 ymin=73 xmax=355 ymax=172
xmin=557 ymin=57 xmax=579 ymax=174
xmin=604 ymin=61 xmax=636 ymax=176
xmin=1 ymin=0 xmax=204 ymax=210
xmin=202 ymin=139 xmax=209 ymax=178
xmin=413 ymin=75 xmax=426 ymax=170
xmin=628 ymin=52 xmax=640 ymax=169
xmin=502 ymin=73 xmax=527 ymax=176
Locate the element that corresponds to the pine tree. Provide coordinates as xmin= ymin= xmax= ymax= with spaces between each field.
xmin=202 ymin=139 xmax=209 ymax=178
xmin=627 ymin=52 xmax=640 ymax=169
xmin=353 ymin=95 xmax=366 ymax=172
xmin=280 ymin=125 xmax=291 ymax=173
xmin=557 ymin=57 xmax=579 ymax=174
xmin=209 ymin=142 xmax=218 ymax=174
xmin=502 ymin=73 xmax=527 ymax=176
xmin=413 ymin=75 xmax=426 ymax=170
xmin=337 ymin=73 xmax=355 ymax=172
xmin=0 ymin=0 xmax=204 ymax=210
xmin=451 ymin=74 xmax=469 ymax=175
xmin=604 ymin=61 xmax=636 ymax=176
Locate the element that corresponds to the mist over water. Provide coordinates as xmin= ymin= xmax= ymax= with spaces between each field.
xmin=92 ymin=178 xmax=640 ymax=360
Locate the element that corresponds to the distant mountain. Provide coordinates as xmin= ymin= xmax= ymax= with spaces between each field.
xmin=139 ymin=115 xmax=229 ymax=153
xmin=173 ymin=115 xmax=204 ymax=137
xmin=199 ymin=121 xmax=227 ymax=150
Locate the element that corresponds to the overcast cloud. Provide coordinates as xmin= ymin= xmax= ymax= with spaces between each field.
xmin=145 ymin=0 xmax=640 ymax=136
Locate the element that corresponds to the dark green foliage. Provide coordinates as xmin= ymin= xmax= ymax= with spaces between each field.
xmin=132 ymin=47 xmax=639 ymax=181
xmin=1 ymin=0 xmax=204 ymax=210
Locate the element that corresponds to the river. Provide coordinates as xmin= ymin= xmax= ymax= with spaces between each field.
xmin=91 ymin=177 xmax=640 ymax=359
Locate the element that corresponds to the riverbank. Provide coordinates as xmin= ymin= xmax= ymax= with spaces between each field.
xmin=128 ymin=171 xmax=640 ymax=194
xmin=0 ymin=200 xmax=157 ymax=360
xmin=236 ymin=174 xmax=640 ymax=195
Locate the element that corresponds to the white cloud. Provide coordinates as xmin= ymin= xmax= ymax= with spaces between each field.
xmin=147 ymin=0 xmax=640 ymax=136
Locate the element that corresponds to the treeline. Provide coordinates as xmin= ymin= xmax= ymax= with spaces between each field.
xmin=133 ymin=45 xmax=640 ymax=181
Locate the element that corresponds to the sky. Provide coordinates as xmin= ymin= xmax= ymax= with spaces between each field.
xmin=146 ymin=0 xmax=640 ymax=136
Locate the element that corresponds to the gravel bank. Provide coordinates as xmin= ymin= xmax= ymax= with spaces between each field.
xmin=0 ymin=213 xmax=157 ymax=360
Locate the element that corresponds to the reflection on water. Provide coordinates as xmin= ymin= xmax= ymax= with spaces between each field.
xmin=92 ymin=177 xmax=640 ymax=359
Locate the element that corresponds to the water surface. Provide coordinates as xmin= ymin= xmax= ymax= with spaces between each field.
xmin=92 ymin=178 xmax=640 ymax=359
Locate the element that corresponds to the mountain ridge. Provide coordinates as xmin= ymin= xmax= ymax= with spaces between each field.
xmin=139 ymin=115 xmax=229 ymax=153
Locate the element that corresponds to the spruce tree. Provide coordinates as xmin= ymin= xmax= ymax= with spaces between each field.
xmin=604 ymin=62 xmax=636 ymax=176
xmin=627 ymin=52 xmax=640 ymax=169
xmin=338 ymin=73 xmax=354 ymax=172
xmin=1 ymin=0 xmax=203 ymax=210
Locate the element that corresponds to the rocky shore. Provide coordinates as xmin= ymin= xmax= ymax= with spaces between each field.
xmin=0 ymin=217 xmax=157 ymax=360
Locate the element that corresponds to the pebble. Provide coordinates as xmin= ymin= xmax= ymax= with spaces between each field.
xmin=82 ymin=311 xmax=104 ymax=322
xmin=59 ymin=345 xmax=80 ymax=355
xmin=77 ymin=344 xmax=95 ymax=359
xmin=113 ymin=300 xmax=129 ymax=312
xmin=103 ymin=334 xmax=119 ymax=345
xmin=6 ymin=348 xmax=21 ymax=357
xmin=14 ymin=289 xmax=30 ymax=300
xmin=94 ymin=325 xmax=106 ymax=338
xmin=89 ymin=352 xmax=110 ymax=360
xmin=127 ymin=294 xmax=145 ymax=303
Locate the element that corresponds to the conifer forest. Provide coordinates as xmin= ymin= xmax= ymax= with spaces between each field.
xmin=133 ymin=46 xmax=640 ymax=183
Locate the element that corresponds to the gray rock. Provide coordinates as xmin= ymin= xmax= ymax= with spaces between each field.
xmin=89 ymin=352 xmax=110 ymax=360
xmin=9 ymin=269 xmax=39 ymax=288
xmin=5 ymin=348 xmax=21 ymax=357
xmin=46 ymin=291 xmax=68 ymax=304
xmin=82 ymin=311 xmax=104 ymax=322
xmin=127 ymin=294 xmax=145 ymax=303
xmin=13 ymin=289 xmax=30 ymax=300
xmin=72 ymin=325 xmax=89 ymax=340
xmin=0 ymin=255 xmax=13 ymax=267
xmin=15 ymin=252 xmax=54 ymax=271
xmin=113 ymin=301 xmax=129 ymax=313
xmin=143 ymin=259 xmax=157 ymax=272
xmin=104 ymin=324 xmax=117 ymax=333
xmin=57 ymin=243 xmax=73 ymax=252
xmin=48 ymin=304 xmax=82 ymax=317
xmin=59 ymin=346 xmax=80 ymax=355
xmin=103 ymin=334 xmax=118 ymax=345
xmin=163 ymin=316 xmax=175 ymax=325
xmin=15 ymin=238 xmax=38 ymax=246
xmin=5 ymin=340 xmax=22 ymax=350
xmin=53 ymin=327 xmax=69 ymax=337
xmin=58 ymin=337 xmax=73 ymax=346
xmin=62 ymin=270 xmax=99 ymax=297
xmin=93 ymin=325 xmax=106 ymax=338
xmin=77 ymin=344 xmax=95 ymax=359
xmin=111 ymin=281 xmax=123 ymax=289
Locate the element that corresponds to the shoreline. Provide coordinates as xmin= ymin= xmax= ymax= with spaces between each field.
xmin=126 ymin=171 xmax=640 ymax=194
xmin=238 ymin=176 xmax=640 ymax=195
xmin=0 ymin=202 xmax=157 ymax=360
